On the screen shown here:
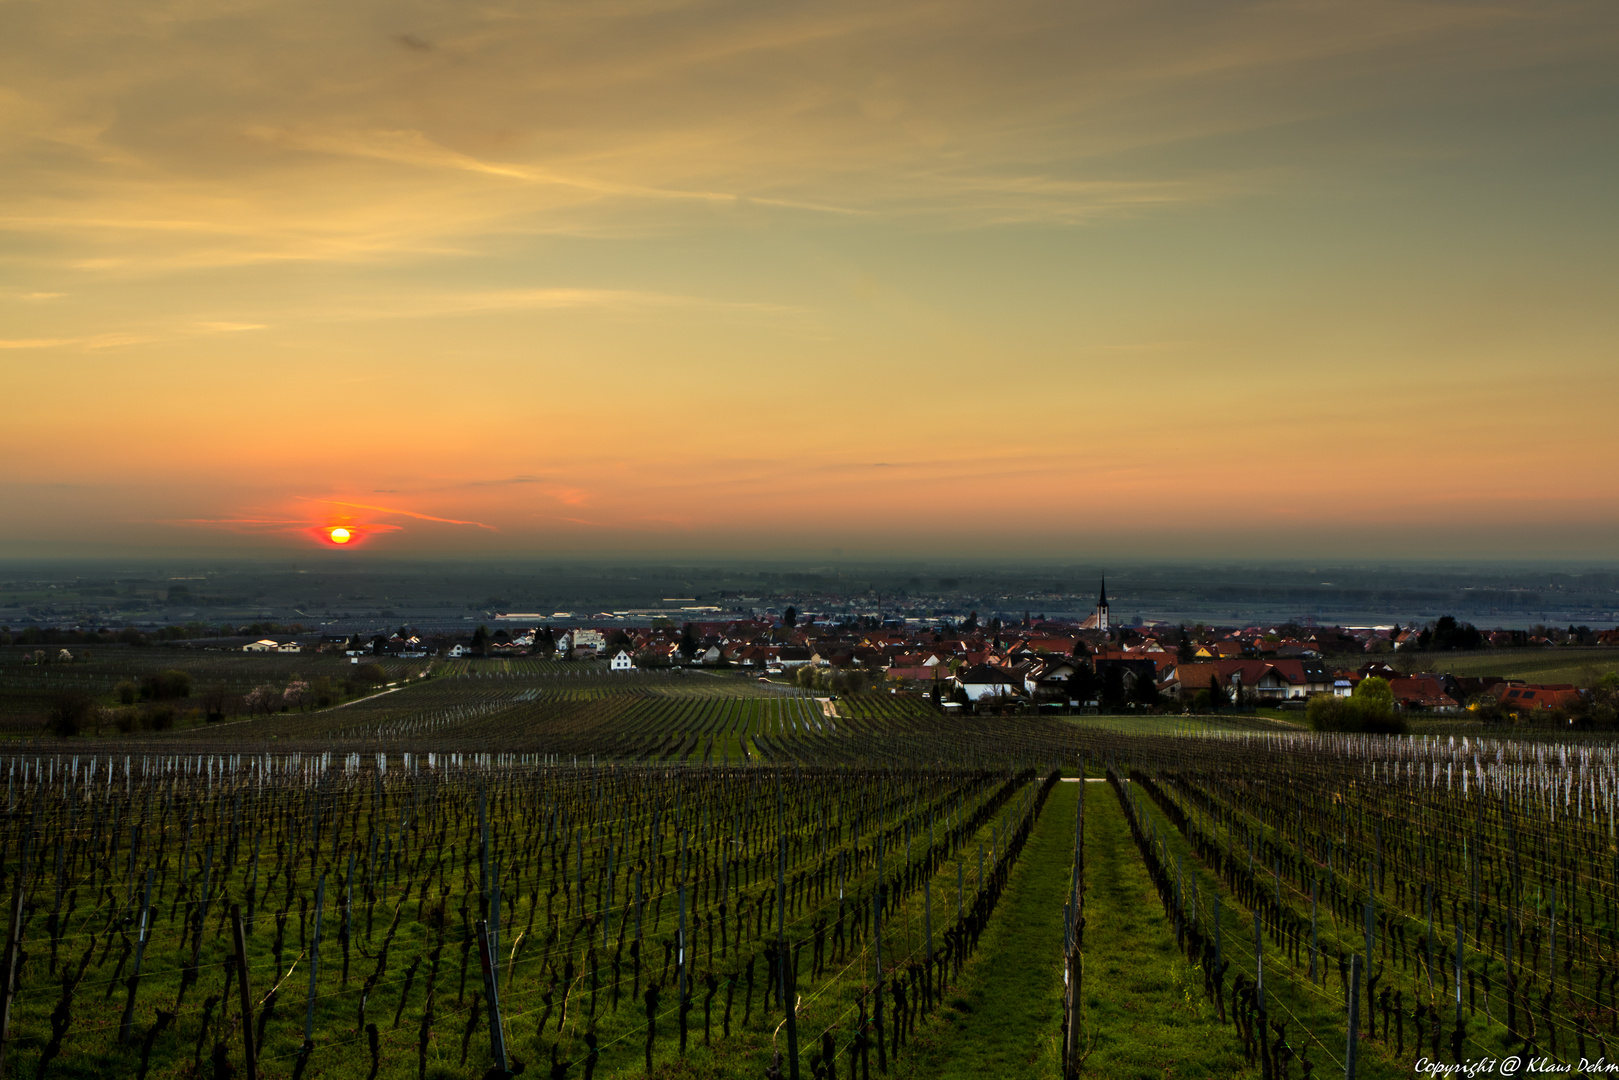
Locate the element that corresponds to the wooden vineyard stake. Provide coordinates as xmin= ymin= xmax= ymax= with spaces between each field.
xmin=303 ymin=873 xmax=326 ymax=1052
xmin=1310 ymin=878 xmax=1319 ymax=984
xmin=232 ymin=904 xmax=257 ymax=1080
xmin=118 ymin=869 xmax=154 ymax=1044
xmin=1345 ymin=954 xmax=1362 ymax=1080
xmin=475 ymin=919 xmax=510 ymax=1074
xmin=1454 ymin=922 xmax=1464 ymax=1027
xmin=0 ymin=869 xmax=25 ymax=1077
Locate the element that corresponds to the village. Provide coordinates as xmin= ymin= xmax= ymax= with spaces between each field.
xmin=227 ymin=581 xmax=1614 ymax=717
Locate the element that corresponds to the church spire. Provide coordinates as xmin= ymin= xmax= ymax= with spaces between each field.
xmin=1095 ymin=576 xmax=1110 ymax=633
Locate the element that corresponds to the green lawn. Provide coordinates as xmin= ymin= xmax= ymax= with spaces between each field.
xmin=1075 ymin=782 xmax=1257 ymax=1080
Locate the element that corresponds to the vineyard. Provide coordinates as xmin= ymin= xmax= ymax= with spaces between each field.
xmin=0 ymin=653 xmax=1616 ymax=1079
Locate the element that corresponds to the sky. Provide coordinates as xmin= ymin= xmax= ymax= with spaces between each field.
xmin=3 ymin=0 xmax=1617 ymax=560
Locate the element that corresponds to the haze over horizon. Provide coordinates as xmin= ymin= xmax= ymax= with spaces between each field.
xmin=4 ymin=0 xmax=1616 ymax=560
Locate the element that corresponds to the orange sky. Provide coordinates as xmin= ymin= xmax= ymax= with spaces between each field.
xmin=3 ymin=0 xmax=1617 ymax=558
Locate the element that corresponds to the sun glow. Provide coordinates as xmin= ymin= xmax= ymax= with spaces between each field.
xmin=328 ymin=527 xmax=351 ymax=544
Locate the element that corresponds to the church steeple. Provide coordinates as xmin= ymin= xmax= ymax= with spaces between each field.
xmin=1095 ymin=577 xmax=1110 ymax=634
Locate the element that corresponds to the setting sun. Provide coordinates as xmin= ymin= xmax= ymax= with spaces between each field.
xmin=328 ymin=527 xmax=351 ymax=544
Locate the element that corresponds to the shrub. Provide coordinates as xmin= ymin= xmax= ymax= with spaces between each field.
xmin=115 ymin=680 xmax=138 ymax=705
xmin=140 ymin=669 xmax=192 ymax=701
xmin=1306 ymin=679 xmax=1408 ymax=735
xmin=141 ymin=704 xmax=177 ymax=731
xmin=352 ymin=663 xmax=387 ymax=686
xmin=44 ymin=691 xmax=95 ymax=737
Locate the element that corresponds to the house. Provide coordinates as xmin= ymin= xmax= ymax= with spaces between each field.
xmin=1024 ymin=658 xmax=1078 ymax=704
xmin=1388 ymin=676 xmax=1459 ymax=711
xmin=243 ymin=638 xmax=300 ymax=653
xmin=1168 ymin=663 xmax=1221 ymax=699
xmin=887 ymin=665 xmax=949 ymax=683
xmin=1491 ymin=683 xmax=1583 ymax=711
xmin=1265 ymin=659 xmax=1336 ymax=699
xmin=610 ymin=649 xmax=635 ymax=672
xmin=954 ymin=664 xmax=1023 ymax=703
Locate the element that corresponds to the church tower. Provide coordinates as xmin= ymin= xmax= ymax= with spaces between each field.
xmin=1095 ymin=577 xmax=1110 ymax=634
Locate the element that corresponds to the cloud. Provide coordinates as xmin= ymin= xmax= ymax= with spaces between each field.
xmin=14 ymin=0 xmax=1554 ymax=272
xmin=196 ymin=321 xmax=266 ymax=332
xmin=0 ymin=333 xmax=153 ymax=349
xmin=298 ymin=498 xmax=498 ymax=530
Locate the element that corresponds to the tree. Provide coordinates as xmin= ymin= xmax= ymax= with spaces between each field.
xmin=964 ymin=611 xmax=979 ymax=632
xmin=1572 ymin=672 xmax=1619 ymax=728
xmin=140 ymin=669 xmax=192 ymax=701
xmin=1427 ymin=615 xmax=1484 ymax=651
xmin=352 ymin=663 xmax=387 ymax=687
xmin=201 ymin=682 xmax=232 ymax=722
xmin=283 ymin=680 xmax=311 ymax=711
xmin=783 ymin=606 xmax=798 ymax=628
xmin=1132 ymin=670 xmax=1161 ymax=710
xmin=679 ymin=623 xmax=699 ymax=661
xmin=1176 ymin=626 xmax=1195 ymax=664
xmin=1206 ymin=675 xmax=1229 ymax=712
xmin=45 ymin=691 xmax=95 ymax=737
xmin=471 ymin=624 xmax=490 ymax=656
xmin=1065 ymin=663 xmax=1098 ymax=708
xmin=1101 ymin=666 xmax=1127 ymax=710
xmin=1307 ymin=677 xmax=1405 ymax=733
xmin=1354 ymin=675 xmax=1395 ymax=713
xmin=115 ymin=680 xmax=138 ymax=706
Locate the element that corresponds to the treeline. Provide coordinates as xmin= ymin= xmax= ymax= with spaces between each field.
xmin=42 ymin=662 xmax=390 ymax=736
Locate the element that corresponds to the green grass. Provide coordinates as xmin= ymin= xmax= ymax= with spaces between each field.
xmin=1076 ymin=782 xmax=1257 ymax=1080
xmin=1417 ymin=646 xmax=1618 ymax=685
xmin=1061 ymin=714 xmax=1299 ymax=737
xmin=891 ymin=779 xmax=1078 ymax=1080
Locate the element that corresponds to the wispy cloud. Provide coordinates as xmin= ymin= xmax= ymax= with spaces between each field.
xmin=298 ymin=498 xmax=498 ymax=531
xmin=0 ymin=333 xmax=153 ymax=349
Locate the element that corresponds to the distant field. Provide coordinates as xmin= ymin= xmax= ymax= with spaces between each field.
xmin=1422 ymin=645 xmax=1619 ymax=684
xmin=1062 ymin=712 xmax=1300 ymax=736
